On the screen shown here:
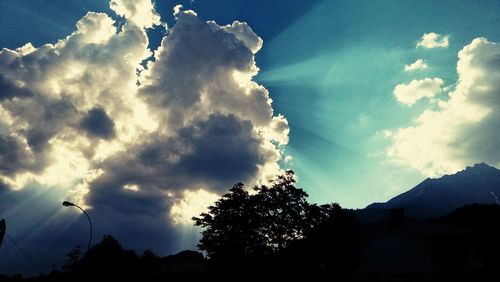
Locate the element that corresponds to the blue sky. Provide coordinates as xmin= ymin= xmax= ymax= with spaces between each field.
xmin=1 ymin=0 xmax=500 ymax=274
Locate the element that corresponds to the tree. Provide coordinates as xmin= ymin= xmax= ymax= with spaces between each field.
xmin=192 ymin=171 xmax=338 ymax=260
xmin=192 ymin=183 xmax=267 ymax=260
xmin=62 ymin=245 xmax=82 ymax=272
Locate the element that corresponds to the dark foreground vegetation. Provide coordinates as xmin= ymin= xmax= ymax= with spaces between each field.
xmin=1 ymin=171 xmax=500 ymax=281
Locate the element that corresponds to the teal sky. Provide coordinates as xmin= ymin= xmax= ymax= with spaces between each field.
xmin=253 ymin=0 xmax=500 ymax=207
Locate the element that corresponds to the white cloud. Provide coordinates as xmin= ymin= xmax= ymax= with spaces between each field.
xmin=170 ymin=189 xmax=219 ymax=225
xmin=388 ymin=38 xmax=500 ymax=177
xmin=417 ymin=32 xmax=449 ymax=48
xmin=109 ymin=0 xmax=161 ymax=29
xmin=75 ymin=12 xmax=117 ymax=44
xmin=393 ymin=77 xmax=444 ymax=105
xmin=404 ymin=59 xmax=428 ymax=72
xmin=222 ymin=21 xmax=263 ymax=54
xmin=173 ymin=4 xmax=183 ymax=17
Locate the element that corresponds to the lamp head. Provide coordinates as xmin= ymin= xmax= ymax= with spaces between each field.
xmin=62 ymin=201 xmax=75 ymax=207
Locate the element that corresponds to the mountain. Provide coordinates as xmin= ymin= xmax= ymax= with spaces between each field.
xmin=366 ymin=163 xmax=500 ymax=219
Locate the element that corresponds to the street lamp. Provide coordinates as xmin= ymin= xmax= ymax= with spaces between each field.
xmin=62 ymin=201 xmax=92 ymax=252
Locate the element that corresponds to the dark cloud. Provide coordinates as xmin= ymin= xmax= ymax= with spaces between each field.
xmin=178 ymin=114 xmax=263 ymax=186
xmin=0 ymin=135 xmax=37 ymax=176
xmin=0 ymin=73 xmax=33 ymax=100
xmin=79 ymin=107 xmax=115 ymax=139
xmin=88 ymin=113 xmax=267 ymax=215
xmin=2 ymin=96 xmax=78 ymax=152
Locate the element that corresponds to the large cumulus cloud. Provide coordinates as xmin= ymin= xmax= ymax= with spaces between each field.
xmin=387 ymin=38 xmax=500 ymax=177
xmin=0 ymin=0 xmax=288 ymax=267
xmin=87 ymin=10 xmax=289 ymax=227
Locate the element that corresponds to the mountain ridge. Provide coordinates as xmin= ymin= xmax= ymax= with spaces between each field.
xmin=366 ymin=163 xmax=500 ymax=218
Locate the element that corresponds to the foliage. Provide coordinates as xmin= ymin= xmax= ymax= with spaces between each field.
xmin=61 ymin=245 xmax=82 ymax=272
xmin=192 ymin=170 xmax=339 ymax=260
xmin=55 ymin=235 xmax=207 ymax=282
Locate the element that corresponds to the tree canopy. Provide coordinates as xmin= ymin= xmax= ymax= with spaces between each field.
xmin=192 ymin=170 xmax=339 ymax=260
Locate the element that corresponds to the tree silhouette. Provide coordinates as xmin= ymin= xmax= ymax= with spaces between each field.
xmin=61 ymin=245 xmax=82 ymax=272
xmin=192 ymin=170 xmax=337 ymax=261
xmin=192 ymin=182 xmax=266 ymax=260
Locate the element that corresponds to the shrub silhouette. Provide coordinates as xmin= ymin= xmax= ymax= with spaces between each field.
xmin=63 ymin=235 xmax=142 ymax=281
xmin=47 ymin=236 xmax=207 ymax=282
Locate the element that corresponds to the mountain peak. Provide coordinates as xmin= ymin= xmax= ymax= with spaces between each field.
xmin=437 ymin=162 xmax=500 ymax=179
xmin=460 ymin=162 xmax=499 ymax=177
xmin=468 ymin=162 xmax=497 ymax=171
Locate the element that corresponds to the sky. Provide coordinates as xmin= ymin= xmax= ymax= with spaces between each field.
xmin=1 ymin=0 xmax=500 ymax=275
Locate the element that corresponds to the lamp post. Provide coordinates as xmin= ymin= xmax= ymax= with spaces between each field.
xmin=62 ymin=201 xmax=92 ymax=252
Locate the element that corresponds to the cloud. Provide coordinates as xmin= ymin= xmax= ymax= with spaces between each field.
xmin=387 ymin=38 xmax=500 ymax=177
xmin=109 ymin=0 xmax=161 ymax=29
xmin=0 ymin=74 xmax=34 ymax=101
xmin=170 ymin=189 xmax=219 ymax=225
xmin=393 ymin=77 xmax=444 ymax=105
xmin=173 ymin=4 xmax=183 ymax=17
xmin=404 ymin=59 xmax=428 ymax=72
xmin=416 ymin=32 xmax=449 ymax=48
xmin=0 ymin=135 xmax=40 ymax=176
xmin=87 ymin=11 xmax=288 ymax=220
xmin=75 ymin=12 xmax=117 ymax=44
xmin=222 ymin=21 xmax=263 ymax=54
xmin=0 ymin=2 xmax=288 ymax=269
xmin=0 ymin=11 xmax=152 ymax=190
xmin=79 ymin=107 xmax=116 ymax=139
